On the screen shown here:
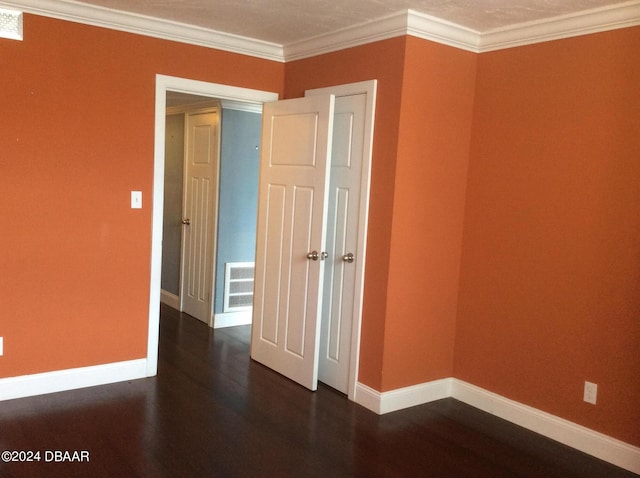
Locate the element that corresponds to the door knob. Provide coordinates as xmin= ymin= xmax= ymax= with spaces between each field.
xmin=307 ymin=251 xmax=329 ymax=261
xmin=181 ymin=219 xmax=191 ymax=225
xmin=342 ymin=252 xmax=354 ymax=263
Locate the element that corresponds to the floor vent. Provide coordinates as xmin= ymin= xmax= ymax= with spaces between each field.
xmin=223 ymin=262 xmax=255 ymax=313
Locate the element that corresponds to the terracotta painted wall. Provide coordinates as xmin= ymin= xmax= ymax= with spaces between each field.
xmin=3 ymin=10 xmax=637 ymax=450
xmin=382 ymin=37 xmax=476 ymax=391
xmin=285 ymin=37 xmax=407 ymax=390
xmin=0 ymin=14 xmax=283 ymax=378
xmin=285 ymin=36 xmax=477 ymax=391
xmin=455 ymin=27 xmax=640 ymax=445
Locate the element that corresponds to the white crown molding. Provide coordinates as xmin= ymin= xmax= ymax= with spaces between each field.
xmin=406 ymin=9 xmax=480 ymax=52
xmin=287 ymin=2 xmax=639 ymax=59
xmin=284 ymin=9 xmax=482 ymax=61
xmin=2 ymin=0 xmax=638 ymax=62
xmin=1 ymin=0 xmax=285 ymax=61
xmin=284 ymin=10 xmax=409 ymax=61
xmin=479 ymin=0 xmax=640 ymax=52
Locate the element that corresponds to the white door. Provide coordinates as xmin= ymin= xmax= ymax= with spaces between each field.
xmin=180 ymin=109 xmax=220 ymax=324
xmin=251 ymin=95 xmax=335 ymax=391
xmin=316 ymin=93 xmax=367 ymax=393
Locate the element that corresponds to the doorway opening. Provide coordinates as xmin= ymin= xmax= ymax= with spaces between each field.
xmin=146 ymin=75 xmax=278 ymax=377
xmin=161 ymin=93 xmax=263 ymax=329
xmin=148 ymin=75 xmax=376 ymax=404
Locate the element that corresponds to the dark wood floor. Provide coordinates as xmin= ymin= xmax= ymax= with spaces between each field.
xmin=0 ymin=304 xmax=635 ymax=478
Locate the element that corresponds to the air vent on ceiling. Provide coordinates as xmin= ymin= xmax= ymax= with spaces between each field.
xmin=0 ymin=8 xmax=23 ymax=41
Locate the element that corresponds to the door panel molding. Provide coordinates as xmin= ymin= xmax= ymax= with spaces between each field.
xmin=251 ymin=95 xmax=335 ymax=391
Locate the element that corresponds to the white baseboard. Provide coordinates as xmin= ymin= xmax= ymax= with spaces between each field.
xmin=355 ymin=379 xmax=452 ymax=414
xmin=355 ymin=378 xmax=640 ymax=474
xmin=214 ymin=310 xmax=252 ymax=329
xmin=353 ymin=382 xmax=384 ymax=414
xmin=0 ymin=359 xmax=148 ymax=401
xmin=451 ymin=379 xmax=640 ymax=475
xmin=160 ymin=291 xmax=252 ymax=329
xmin=160 ymin=289 xmax=180 ymax=309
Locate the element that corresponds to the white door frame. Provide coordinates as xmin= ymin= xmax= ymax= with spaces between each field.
xmin=147 ymin=75 xmax=278 ymax=376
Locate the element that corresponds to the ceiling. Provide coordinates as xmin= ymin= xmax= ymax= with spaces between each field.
xmin=49 ymin=0 xmax=629 ymax=45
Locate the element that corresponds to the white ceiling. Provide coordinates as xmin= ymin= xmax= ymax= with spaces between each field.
xmin=49 ymin=0 xmax=630 ymax=45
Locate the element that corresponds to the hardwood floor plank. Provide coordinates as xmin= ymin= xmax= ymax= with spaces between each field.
xmin=0 ymin=304 xmax=635 ymax=477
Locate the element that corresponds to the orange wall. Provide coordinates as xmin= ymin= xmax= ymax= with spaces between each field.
xmin=455 ymin=27 xmax=640 ymax=445
xmin=0 ymin=14 xmax=283 ymax=377
xmin=2 ymin=10 xmax=637 ymax=449
xmin=382 ymin=37 xmax=476 ymax=391
xmin=285 ymin=38 xmax=407 ymax=390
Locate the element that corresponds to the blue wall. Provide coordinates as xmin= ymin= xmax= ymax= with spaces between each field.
xmin=214 ymin=108 xmax=262 ymax=313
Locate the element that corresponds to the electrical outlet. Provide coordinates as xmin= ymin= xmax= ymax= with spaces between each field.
xmin=584 ymin=381 xmax=597 ymax=405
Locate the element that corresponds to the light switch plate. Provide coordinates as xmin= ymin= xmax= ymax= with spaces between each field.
xmin=131 ymin=191 xmax=142 ymax=209
xmin=0 ymin=337 xmax=3 ymax=356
